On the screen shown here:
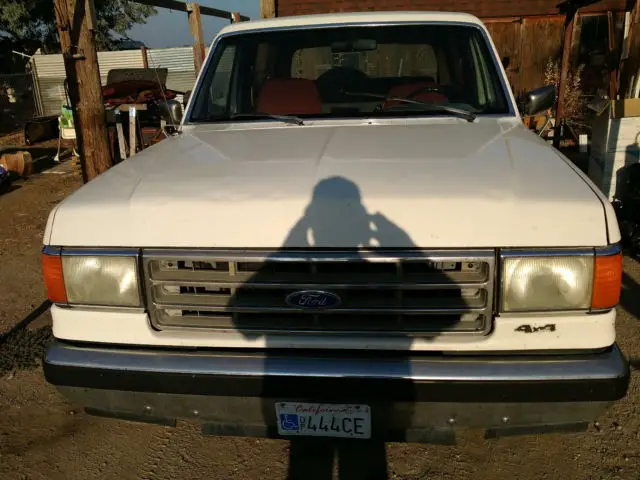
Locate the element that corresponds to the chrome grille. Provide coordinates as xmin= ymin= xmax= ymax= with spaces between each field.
xmin=143 ymin=250 xmax=495 ymax=337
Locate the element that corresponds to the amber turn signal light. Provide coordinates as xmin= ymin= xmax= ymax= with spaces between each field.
xmin=591 ymin=252 xmax=622 ymax=310
xmin=42 ymin=252 xmax=67 ymax=303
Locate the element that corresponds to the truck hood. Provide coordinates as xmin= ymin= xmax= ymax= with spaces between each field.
xmin=47 ymin=118 xmax=610 ymax=248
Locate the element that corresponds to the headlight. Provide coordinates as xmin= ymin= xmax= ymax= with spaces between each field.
xmin=501 ymin=255 xmax=594 ymax=312
xmin=62 ymin=255 xmax=141 ymax=307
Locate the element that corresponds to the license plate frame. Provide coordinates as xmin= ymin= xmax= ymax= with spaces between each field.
xmin=275 ymin=402 xmax=371 ymax=439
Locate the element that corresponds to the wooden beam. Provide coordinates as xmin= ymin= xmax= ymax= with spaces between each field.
xmin=129 ymin=107 xmax=137 ymax=157
xmin=141 ymin=45 xmax=149 ymax=68
xmin=115 ymin=111 xmax=127 ymax=161
xmin=482 ymin=17 xmax=522 ymax=23
xmin=54 ymin=0 xmax=112 ymax=182
xmin=608 ymin=11 xmax=618 ymax=99
xmin=618 ymin=2 xmax=639 ymax=97
xmin=554 ymin=8 xmax=578 ymax=148
xmin=188 ymin=2 xmax=206 ymax=75
xmin=570 ymin=14 xmax=583 ymax=69
xmin=261 ymin=0 xmax=276 ymax=18
xmin=133 ymin=0 xmax=249 ymax=20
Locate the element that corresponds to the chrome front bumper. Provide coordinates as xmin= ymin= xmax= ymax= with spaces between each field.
xmin=44 ymin=341 xmax=630 ymax=442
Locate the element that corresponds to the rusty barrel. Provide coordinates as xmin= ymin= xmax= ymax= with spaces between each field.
xmin=0 ymin=151 xmax=33 ymax=177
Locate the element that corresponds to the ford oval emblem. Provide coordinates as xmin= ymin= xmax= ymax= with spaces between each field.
xmin=285 ymin=290 xmax=341 ymax=309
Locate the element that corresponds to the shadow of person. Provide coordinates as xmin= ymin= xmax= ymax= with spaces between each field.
xmin=282 ymin=176 xmax=415 ymax=249
xmin=230 ymin=176 xmax=465 ymax=480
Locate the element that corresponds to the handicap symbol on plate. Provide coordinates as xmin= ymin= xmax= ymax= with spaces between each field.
xmin=279 ymin=414 xmax=300 ymax=432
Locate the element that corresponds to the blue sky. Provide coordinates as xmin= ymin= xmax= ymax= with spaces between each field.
xmin=127 ymin=0 xmax=260 ymax=48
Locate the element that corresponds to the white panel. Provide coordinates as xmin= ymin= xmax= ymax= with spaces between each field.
xmin=51 ymin=306 xmax=616 ymax=352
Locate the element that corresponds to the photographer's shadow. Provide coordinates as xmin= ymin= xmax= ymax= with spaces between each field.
xmin=230 ymin=176 xmax=458 ymax=480
xmin=282 ymin=176 xmax=414 ymax=250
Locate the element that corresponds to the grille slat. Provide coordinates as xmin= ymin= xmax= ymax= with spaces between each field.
xmin=149 ymin=267 xmax=488 ymax=285
xmin=143 ymin=249 xmax=495 ymax=339
xmin=155 ymin=311 xmax=485 ymax=335
xmin=153 ymin=289 xmax=487 ymax=310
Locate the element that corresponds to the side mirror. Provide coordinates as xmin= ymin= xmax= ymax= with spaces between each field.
xmin=158 ymin=99 xmax=183 ymax=125
xmin=523 ymin=85 xmax=556 ymax=116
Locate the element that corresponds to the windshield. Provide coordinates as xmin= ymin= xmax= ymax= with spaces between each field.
xmin=189 ymin=24 xmax=510 ymax=123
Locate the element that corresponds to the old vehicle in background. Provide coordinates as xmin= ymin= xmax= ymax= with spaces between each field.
xmin=42 ymin=12 xmax=628 ymax=442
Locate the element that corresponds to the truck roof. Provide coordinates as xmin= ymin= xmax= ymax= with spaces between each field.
xmin=217 ymin=11 xmax=484 ymax=36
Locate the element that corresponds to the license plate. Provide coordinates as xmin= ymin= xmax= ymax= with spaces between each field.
xmin=275 ymin=402 xmax=371 ymax=439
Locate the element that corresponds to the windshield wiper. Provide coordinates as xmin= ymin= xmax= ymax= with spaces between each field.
xmin=228 ymin=112 xmax=305 ymax=126
xmin=342 ymin=91 xmax=477 ymax=123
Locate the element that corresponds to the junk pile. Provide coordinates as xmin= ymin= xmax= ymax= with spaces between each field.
xmin=101 ymin=68 xmax=182 ymax=161
xmin=102 ymin=79 xmax=178 ymax=106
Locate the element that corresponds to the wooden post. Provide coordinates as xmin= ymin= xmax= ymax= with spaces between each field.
xmin=608 ymin=11 xmax=618 ymax=100
xmin=260 ymin=0 xmax=276 ymax=19
xmin=115 ymin=111 xmax=127 ymax=161
xmin=54 ymin=0 xmax=112 ymax=182
xmin=554 ymin=9 xmax=577 ymax=148
xmin=129 ymin=107 xmax=137 ymax=157
xmin=570 ymin=14 xmax=583 ymax=69
xmin=618 ymin=3 xmax=639 ymax=98
xmin=188 ymin=2 xmax=206 ymax=75
xmin=141 ymin=45 xmax=149 ymax=68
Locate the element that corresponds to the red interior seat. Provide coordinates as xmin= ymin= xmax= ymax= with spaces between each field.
xmin=257 ymin=78 xmax=322 ymax=115
xmin=384 ymin=82 xmax=447 ymax=110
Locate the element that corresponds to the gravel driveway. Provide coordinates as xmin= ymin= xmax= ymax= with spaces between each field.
xmin=1 ymin=161 xmax=639 ymax=480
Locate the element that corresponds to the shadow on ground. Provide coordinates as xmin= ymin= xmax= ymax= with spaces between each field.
xmin=621 ymin=271 xmax=640 ymax=321
xmin=0 ymin=301 xmax=53 ymax=376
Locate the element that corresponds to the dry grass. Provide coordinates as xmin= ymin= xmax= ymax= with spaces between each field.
xmin=544 ymin=57 xmax=586 ymax=122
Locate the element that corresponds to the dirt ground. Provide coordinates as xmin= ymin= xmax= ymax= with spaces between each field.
xmin=1 ymin=158 xmax=640 ymax=480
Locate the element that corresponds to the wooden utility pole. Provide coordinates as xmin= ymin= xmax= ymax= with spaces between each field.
xmin=188 ymin=2 xmax=206 ymax=75
xmin=54 ymin=0 xmax=112 ymax=182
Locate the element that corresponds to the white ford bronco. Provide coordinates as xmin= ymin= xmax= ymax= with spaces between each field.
xmin=43 ymin=12 xmax=629 ymax=442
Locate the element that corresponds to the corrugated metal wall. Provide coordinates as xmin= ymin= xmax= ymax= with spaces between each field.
xmin=97 ymin=50 xmax=145 ymax=83
xmin=31 ymin=54 xmax=67 ymax=116
xmin=32 ymin=47 xmax=201 ymax=116
xmin=148 ymin=47 xmax=198 ymax=92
